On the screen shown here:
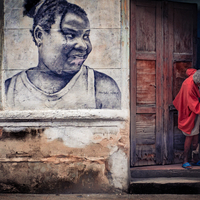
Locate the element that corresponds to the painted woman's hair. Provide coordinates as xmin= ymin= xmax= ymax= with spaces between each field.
xmin=23 ymin=0 xmax=88 ymax=44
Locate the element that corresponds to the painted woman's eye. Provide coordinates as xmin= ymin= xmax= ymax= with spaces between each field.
xmin=83 ymin=34 xmax=90 ymax=40
xmin=59 ymin=30 xmax=75 ymax=39
xmin=65 ymin=34 xmax=75 ymax=39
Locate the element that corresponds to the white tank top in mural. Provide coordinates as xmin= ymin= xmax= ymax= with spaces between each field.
xmin=6 ymin=65 xmax=96 ymax=110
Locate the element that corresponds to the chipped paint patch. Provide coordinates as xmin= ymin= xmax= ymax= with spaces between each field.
xmin=109 ymin=149 xmax=128 ymax=190
xmin=44 ymin=127 xmax=93 ymax=148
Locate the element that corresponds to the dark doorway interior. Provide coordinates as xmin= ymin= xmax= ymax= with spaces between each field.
xmin=169 ymin=0 xmax=200 ymax=68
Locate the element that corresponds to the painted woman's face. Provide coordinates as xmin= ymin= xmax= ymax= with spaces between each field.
xmin=39 ymin=12 xmax=92 ymax=75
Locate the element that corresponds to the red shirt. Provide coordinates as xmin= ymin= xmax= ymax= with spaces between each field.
xmin=173 ymin=69 xmax=200 ymax=134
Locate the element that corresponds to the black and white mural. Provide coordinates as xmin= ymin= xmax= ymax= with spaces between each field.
xmin=4 ymin=0 xmax=121 ymax=110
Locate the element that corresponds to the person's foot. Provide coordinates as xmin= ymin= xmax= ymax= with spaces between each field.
xmin=182 ymin=162 xmax=192 ymax=169
xmin=191 ymin=160 xmax=200 ymax=166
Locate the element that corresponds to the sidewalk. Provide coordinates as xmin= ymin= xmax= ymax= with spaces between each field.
xmin=0 ymin=194 xmax=200 ymax=200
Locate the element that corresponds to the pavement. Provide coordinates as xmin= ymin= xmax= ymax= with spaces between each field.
xmin=0 ymin=194 xmax=200 ymax=200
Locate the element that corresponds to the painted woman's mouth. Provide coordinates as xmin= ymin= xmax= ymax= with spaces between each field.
xmin=68 ymin=55 xmax=87 ymax=65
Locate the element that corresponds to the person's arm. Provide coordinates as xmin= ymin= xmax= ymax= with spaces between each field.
xmin=94 ymin=71 xmax=121 ymax=109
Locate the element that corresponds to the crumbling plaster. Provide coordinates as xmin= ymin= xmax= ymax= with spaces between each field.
xmin=0 ymin=115 xmax=130 ymax=193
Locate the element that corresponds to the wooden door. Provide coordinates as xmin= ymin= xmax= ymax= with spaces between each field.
xmin=130 ymin=0 xmax=197 ymax=166
xmin=130 ymin=0 xmax=163 ymax=166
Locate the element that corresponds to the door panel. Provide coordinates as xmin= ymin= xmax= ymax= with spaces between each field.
xmin=174 ymin=9 xmax=194 ymax=53
xmin=136 ymin=6 xmax=156 ymax=51
xmin=136 ymin=114 xmax=156 ymax=166
xmin=137 ymin=60 xmax=156 ymax=105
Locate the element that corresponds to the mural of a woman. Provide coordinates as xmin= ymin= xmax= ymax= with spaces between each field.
xmin=5 ymin=0 xmax=121 ymax=110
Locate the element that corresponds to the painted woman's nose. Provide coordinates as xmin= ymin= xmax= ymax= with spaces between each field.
xmin=74 ymin=38 xmax=87 ymax=50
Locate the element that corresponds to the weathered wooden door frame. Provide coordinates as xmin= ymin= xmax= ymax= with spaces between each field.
xmin=130 ymin=0 xmax=197 ymax=167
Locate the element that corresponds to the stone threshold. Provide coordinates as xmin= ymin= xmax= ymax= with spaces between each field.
xmin=130 ymin=178 xmax=200 ymax=194
xmin=131 ymin=177 xmax=200 ymax=184
xmin=130 ymin=164 xmax=200 ymax=194
xmin=131 ymin=164 xmax=200 ymax=178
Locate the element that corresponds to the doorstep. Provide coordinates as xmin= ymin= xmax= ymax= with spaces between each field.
xmin=130 ymin=164 xmax=200 ymax=194
xmin=130 ymin=164 xmax=200 ymax=178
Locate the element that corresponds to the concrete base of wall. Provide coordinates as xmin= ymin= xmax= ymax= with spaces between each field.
xmin=0 ymin=162 xmax=117 ymax=194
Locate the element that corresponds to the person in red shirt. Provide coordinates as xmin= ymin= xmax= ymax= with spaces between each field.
xmin=173 ymin=68 xmax=200 ymax=169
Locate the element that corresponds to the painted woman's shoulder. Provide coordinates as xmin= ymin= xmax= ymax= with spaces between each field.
xmin=94 ymin=70 xmax=121 ymax=109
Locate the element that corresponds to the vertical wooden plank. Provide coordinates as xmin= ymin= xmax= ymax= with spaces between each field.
xmin=155 ymin=1 xmax=163 ymax=165
xmin=167 ymin=1 xmax=177 ymax=164
xmin=163 ymin=1 xmax=174 ymax=164
xmin=163 ymin=1 xmax=169 ymax=164
xmin=130 ymin=0 xmax=137 ymax=166
xmin=0 ymin=0 xmax=3 ymax=110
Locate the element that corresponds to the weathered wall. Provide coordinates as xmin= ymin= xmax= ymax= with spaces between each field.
xmin=0 ymin=0 xmax=130 ymax=193
xmin=0 ymin=116 xmax=129 ymax=193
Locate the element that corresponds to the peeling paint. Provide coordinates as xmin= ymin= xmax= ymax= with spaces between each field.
xmin=44 ymin=127 xmax=93 ymax=148
xmin=109 ymin=149 xmax=128 ymax=190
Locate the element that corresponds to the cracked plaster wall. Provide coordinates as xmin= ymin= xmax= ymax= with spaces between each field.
xmin=0 ymin=0 xmax=130 ymax=193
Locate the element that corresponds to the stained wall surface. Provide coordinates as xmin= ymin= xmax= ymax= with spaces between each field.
xmin=0 ymin=0 xmax=130 ymax=193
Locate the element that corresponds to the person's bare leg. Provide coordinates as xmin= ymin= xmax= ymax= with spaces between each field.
xmin=191 ymin=134 xmax=199 ymax=163
xmin=183 ymin=136 xmax=193 ymax=167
